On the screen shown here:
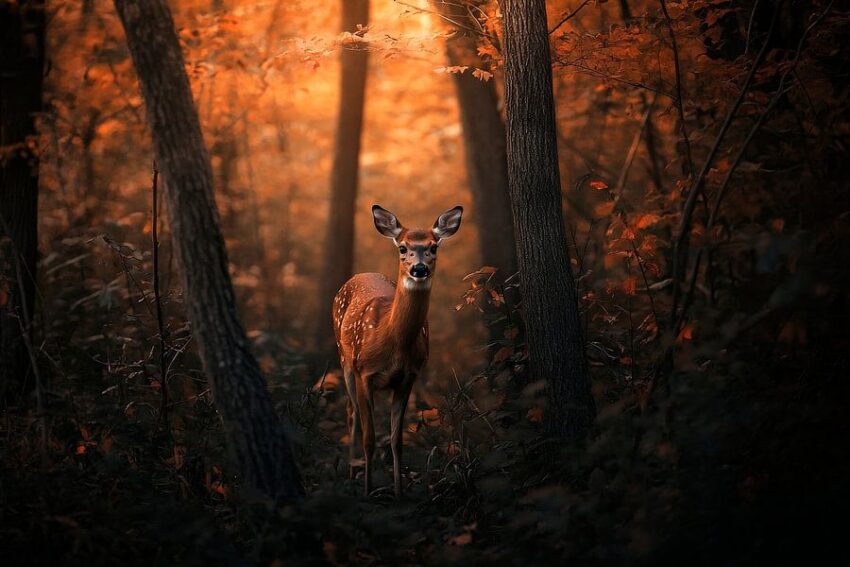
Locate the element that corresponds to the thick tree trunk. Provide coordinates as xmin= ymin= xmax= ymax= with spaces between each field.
xmin=113 ymin=0 xmax=303 ymax=502
xmin=316 ymin=0 xmax=370 ymax=353
xmin=499 ymin=0 xmax=595 ymax=439
xmin=0 ymin=1 xmax=44 ymax=402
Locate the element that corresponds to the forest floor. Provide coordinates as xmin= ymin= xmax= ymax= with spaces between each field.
xmin=2 ymin=332 xmax=849 ymax=565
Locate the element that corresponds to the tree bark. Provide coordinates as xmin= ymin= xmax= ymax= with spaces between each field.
xmin=0 ymin=1 xmax=44 ymax=402
xmin=113 ymin=0 xmax=303 ymax=502
xmin=499 ymin=0 xmax=595 ymax=439
xmin=316 ymin=0 xmax=370 ymax=354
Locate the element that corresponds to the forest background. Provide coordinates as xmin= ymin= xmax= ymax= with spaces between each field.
xmin=2 ymin=0 xmax=849 ymax=564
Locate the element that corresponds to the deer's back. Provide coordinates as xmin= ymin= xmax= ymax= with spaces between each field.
xmin=333 ymin=273 xmax=395 ymax=363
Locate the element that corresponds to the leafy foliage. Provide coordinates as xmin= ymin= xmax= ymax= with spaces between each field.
xmin=2 ymin=0 xmax=849 ymax=564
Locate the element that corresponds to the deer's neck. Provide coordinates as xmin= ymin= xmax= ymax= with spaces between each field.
xmin=385 ymin=279 xmax=430 ymax=348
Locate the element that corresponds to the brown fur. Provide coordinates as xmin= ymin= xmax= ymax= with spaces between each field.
xmin=332 ymin=229 xmax=438 ymax=497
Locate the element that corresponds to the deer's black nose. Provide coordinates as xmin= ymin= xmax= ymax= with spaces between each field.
xmin=410 ymin=263 xmax=430 ymax=278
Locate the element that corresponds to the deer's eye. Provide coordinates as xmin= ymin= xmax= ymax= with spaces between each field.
xmin=430 ymin=245 xmax=438 ymax=254
xmin=399 ymin=246 xmax=407 ymax=255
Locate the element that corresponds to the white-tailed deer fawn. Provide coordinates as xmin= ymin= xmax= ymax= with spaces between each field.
xmin=333 ymin=204 xmax=463 ymax=497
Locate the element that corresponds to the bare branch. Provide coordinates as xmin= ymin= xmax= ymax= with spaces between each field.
xmin=669 ymin=0 xmax=782 ymax=322
xmin=658 ymin=0 xmax=694 ymax=175
xmin=555 ymin=61 xmax=678 ymax=101
xmin=549 ymin=0 xmax=594 ymax=35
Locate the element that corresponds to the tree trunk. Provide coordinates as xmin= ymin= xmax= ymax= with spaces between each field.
xmin=316 ymin=0 xmax=370 ymax=354
xmin=113 ymin=0 xmax=303 ymax=502
xmin=443 ymin=5 xmax=517 ymax=278
xmin=0 ymin=0 xmax=44 ymax=402
xmin=440 ymin=1 xmax=518 ymax=351
xmin=499 ymin=0 xmax=595 ymax=439
xmin=316 ymin=0 xmax=369 ymax=352
xmin=618 ymin=0 xmax=632 ymax=21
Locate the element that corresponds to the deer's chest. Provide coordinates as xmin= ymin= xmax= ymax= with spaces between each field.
xmin=356 ymin=335 xmax=427 ymax=390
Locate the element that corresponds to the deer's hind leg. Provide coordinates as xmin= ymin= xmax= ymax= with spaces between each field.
xmin=343 ymin=366 xmax=360 ymax=479
xmin=390 ymin=375 xmax=415 ymax=498
xmin=356 ymin=378 xmax=376 ymax=497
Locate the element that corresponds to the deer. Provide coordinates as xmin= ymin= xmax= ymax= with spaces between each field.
xmin=332 ymin=204 xmax=463 ymax=497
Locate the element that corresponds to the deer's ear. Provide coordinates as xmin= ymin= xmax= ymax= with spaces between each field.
xmin=372 ymin=205 xmax=403 ymax=239
xmin=433 ymin=206 xmax=463 ymax=242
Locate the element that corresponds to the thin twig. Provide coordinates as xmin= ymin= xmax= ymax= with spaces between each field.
xmin=744 ymin=0 xmax=762 ymax=55
xmin=635 ymin=1 xmax=785 ymax=434
xmin=630 ymin=240 xmax=659 ymax=328
xmin=670 ymin=0 xmax=782 ymax=323
xmin=549 ymin=0 xmax=594 ymax=35
xmin=151 ymin=161 xmax=169 ymax=427
xmin=403 ymin=1 xmax=499 ymax=44
xmin=555 ymin=61 xmax=678 ymax=102
xmin=615 ymin=102 xmax=655 ymax=195
xmin=625 ymin=256 xmax=636 ymax=382
xmin=709 ymin=1 xmax=833 ymax=229
xmin=658 ymin=0 xmax=695 ymax=175
xmin=593 ymin=101 xmax=654 ymax=277
xmin=673 ymin=1 xmax=835 ymax=335
xmin=452 ymin=369 xmax=495 ymax=434
xmin=0 ymin=212 xmax=47 ymax=467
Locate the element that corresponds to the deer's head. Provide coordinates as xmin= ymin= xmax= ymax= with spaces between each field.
xmin=372 ymin=205 xmax=463 ymax=291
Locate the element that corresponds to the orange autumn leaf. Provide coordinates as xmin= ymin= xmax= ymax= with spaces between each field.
xmin=449 ymin=532 xmax=473 ymax=546
xmin=605 ymin=250 xmax=629 ymax=269
xmin=623 ymin=276 xmax=637 ymax=296
xmin=472 ymin=68 xmax=493 ymax=81
xmin=493 ymin=346 xmax=513 ymax=363
xmin=489 ymin=289 xmax=505 ymax=305
xmin=434 ymin=65 xmax=468 ymax=75
xmin=477 ymin=44 xmax=499 ymax=59
xmin=594 ymin=201 xmax=615 ymax=217
xmin=677 ymin=324 xmax=695 ymax=342
xmin=635 ymin=213 xmax=661 ymax=229
xmin=420 ymin=408 xmax=440 ymax=426
xmin=527 ymin=407 xmax=544 ymax=423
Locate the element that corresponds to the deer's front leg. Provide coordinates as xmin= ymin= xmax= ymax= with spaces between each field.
xmin=391 ymin=375 xmax=415 ymax=498
xmin=356 ymin=380 xmax=375 ymax=496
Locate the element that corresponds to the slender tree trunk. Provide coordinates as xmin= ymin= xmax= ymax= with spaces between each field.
xmin=619 ymin=1 xmax=665 ymax=193
xmin=441 ymin=3 xmax=517 ymax=278
xmin=618 ymin=0 xmax=633 ymax=21
xmin=113 ymin=0 xmax=302 ymax=502
xmin=0 ymin=1 xmax=44 ymax=402
xmin=316 ymin=0 xmax=370 ymax=353
xmin=439 ymin=1 xmax=518 ymax=351
xmin=499 ymin=0 xmax=595 ymax=439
